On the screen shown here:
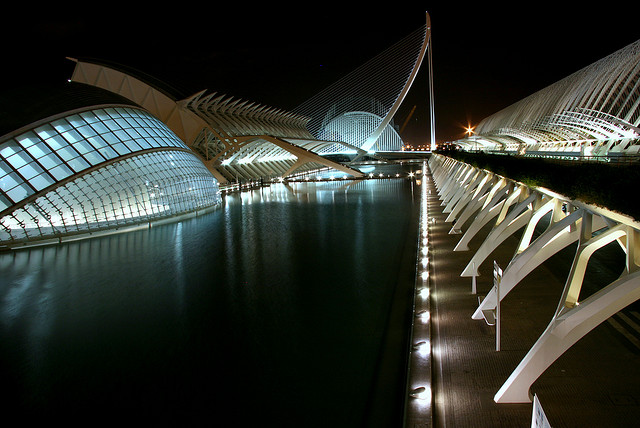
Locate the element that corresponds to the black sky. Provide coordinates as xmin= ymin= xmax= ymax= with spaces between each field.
xmin=2 ymin=4 xmax=639 ymax=144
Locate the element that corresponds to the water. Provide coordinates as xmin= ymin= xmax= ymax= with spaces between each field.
xmin=0 ymin=163 xmax=421 ymax=426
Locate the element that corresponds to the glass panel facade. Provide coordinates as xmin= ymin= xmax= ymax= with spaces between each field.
xmin=0 ymin=106 xmax=190 ymax=207
xmin=0 ymin=150 xmax=221 ymax=244
xmin=0 ymin=106 xmax=220 ymax=246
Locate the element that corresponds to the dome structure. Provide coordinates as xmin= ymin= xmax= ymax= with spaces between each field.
xmin=0 ymin=82 xmax=221 ymax=248
xmin=293 ymin=18 xmax=431 ymax=155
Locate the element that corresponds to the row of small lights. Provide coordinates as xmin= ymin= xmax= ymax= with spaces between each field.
xmin=220 ymin=171 xmax=420 ymax=195
xmin=277 ymin=171 xmax=417 ymax=182
xmin=407 ymin=161 xmax=433 ymax=418
xmin=220 ymin=180 xmax=264 ymax=194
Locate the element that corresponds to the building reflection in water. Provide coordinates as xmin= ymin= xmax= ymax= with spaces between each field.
xmin=0 ymin=164 xmax=420 ymax=425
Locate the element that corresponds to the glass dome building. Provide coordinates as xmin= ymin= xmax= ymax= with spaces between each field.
xmin=0 ymin=83 xmax=221 ymax=249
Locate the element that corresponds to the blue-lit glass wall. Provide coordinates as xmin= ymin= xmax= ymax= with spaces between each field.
xmin=0 ymin=106 xmax=221 ymax=245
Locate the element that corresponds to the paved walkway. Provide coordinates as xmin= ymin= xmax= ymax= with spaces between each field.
xmin=424 ymin=166 xmax=640 ymax=427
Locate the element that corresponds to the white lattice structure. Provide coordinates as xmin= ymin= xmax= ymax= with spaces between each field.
xmin=293 ymin=13 xmax=431 ymax=155
xmin=456 ymin=40 xmax=640 ymax=158
xmin=318 ymin=110 xmax=404 ymax=153
xmin=0 ymin=103 xmax=222 ymax=248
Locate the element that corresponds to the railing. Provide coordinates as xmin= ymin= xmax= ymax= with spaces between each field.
xmin=428 ymin=153 xmax=640 ymax=404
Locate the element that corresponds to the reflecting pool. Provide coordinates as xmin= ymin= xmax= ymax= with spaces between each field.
xmin=0 ymin=163 xmax=422 ymax=426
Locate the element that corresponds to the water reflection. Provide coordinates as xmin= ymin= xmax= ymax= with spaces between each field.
xmin=0 ymin=164 xmax=420 ymax=425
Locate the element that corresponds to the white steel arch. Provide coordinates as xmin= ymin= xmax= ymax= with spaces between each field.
xmin=293 ymin=12 xmax=431 ymax=154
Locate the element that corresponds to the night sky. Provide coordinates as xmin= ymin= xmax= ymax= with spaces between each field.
xmin=2 ymin=4 xmax=639 ymax=145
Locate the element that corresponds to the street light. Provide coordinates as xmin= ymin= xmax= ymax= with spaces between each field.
xmin=465 ymin=125 xmax=474 ymax=137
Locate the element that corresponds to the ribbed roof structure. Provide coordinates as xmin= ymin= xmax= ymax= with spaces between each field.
xmin=456 ymin=39 xmax=640 ymax=158
xmin=68 ymin=58 xmax=366 ymax=183
xmin=182 ymin=90 xmax=314 ymax=140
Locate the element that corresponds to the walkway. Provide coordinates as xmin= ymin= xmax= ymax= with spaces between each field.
xmin=424 ymin=165 xmax=640 ymax=427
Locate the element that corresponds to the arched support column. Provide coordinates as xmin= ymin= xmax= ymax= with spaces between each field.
xmin=471 ymin=208 xmax=606 ymax=319
xmin=453 ymin=179 xmax=511 ymax=252
xmin=429 ymin=154 xmax=640 ymax=407
xmin=495 ymin=223 xmax=640 ymax=402
xmin=431 ymin=156 xmax=456 ymax=191
xmin=439 ymin=162 xmax=469 ymax=200
xmin=447 ymin=174 xmax=497 ymax=234
xmin=444 ymin=169 xmax=483 ymax=214
xmin=460 ymin=190 xmax=537 ymax=277
xmin=433 ymin=157 xmax=463 ymax=198
xmin=442 ymin=165 xmax=474 ymax=208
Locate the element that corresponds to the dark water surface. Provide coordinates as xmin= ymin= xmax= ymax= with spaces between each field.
xmin=0 ymin=164 xmax=421 ymax=426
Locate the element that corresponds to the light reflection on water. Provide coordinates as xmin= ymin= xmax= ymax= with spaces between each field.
xmin=0 ymin=165 xmax=420 ymax=425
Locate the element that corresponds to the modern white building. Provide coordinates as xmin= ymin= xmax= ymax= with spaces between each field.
xmin=455 ymin=39 xmax=640 ymax=159
xmin=0 ymin=14 xmax=433 ymax=249
xmin=0 ymin=84 xmax=222 ymax=248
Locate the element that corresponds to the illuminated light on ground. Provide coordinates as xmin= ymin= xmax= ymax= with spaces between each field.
xmin=410 ymin=386 xmax=432 ymax=403
xmin=416 ymin=310 xmax=430 ymax=324
xmin=405 ymin=161 xmax=433 ymax=421
xmin=413 ymin=340 xmax=431 ymax=357
xmin=418 ymin=287 xmax=429 ymax=300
